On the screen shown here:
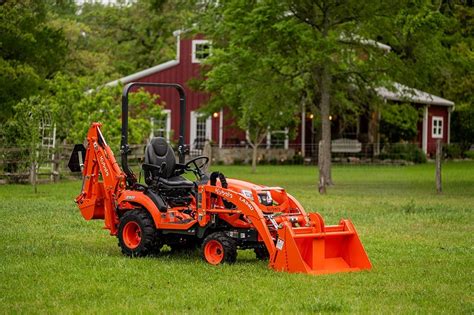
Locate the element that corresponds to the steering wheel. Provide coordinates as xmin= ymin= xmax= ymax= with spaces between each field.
xmin=184 ymin=156 xmax=209 ymax=177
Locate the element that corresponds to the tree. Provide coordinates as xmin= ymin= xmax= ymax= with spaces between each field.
xmin=372 ymin=1 xmax=473 ymax=149
xmin=49 ymin=75 xmax=166 ymax=150
xmin=380 ymin=103 xmax=420 ymax=143
xmin=2 ymin=73 xmax=166 ymax=155
xmin=197 ymin=0 xmax=392 ymax=187
xmin=287 ymin=0 xmax=399 ymax=193
xmin=195 ymin=1 xmax=303 ymax=172
xmin=0 ymin=0 xmax=67 ymax=122
xmin=451 ymin=103 xmax=474 ymax=150
xmin=5 ymin=96 xmax=53 ymax=191
xmin=76 ymin=0 xmax=194 ymax=77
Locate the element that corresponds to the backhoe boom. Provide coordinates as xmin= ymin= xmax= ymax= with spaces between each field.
xmin=75 ymin=123 xmax=125 ymax=235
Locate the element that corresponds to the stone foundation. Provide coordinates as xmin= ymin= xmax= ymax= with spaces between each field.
xmin=212 ymin=147 xmax=296 ymax=165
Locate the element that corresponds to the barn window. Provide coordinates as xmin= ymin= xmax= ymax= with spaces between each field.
xmin=192 ymin=40 xmax=211 ymax=63
xmin=266 ymin=128 xmax=289 ymax=150
xmin=432 ymin=116 xmax=443 ymax=139
xmin=150 ymin=109 xmax=171 ymax=141
xmin=190 ymin=111 xmax=212 ymax=154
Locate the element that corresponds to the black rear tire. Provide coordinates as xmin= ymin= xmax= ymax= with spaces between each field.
xmin=201 ymin=232 xmax=237 ymax=265
xmin=118 ymin=209 xmax=158 ymax=257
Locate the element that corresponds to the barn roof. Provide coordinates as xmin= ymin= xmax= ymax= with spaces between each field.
xmin=104 ymin=59 xmax=179 ymax=87
xmin=376 ymin=82 xmax=454 ymax=106
xmin=103 ymin=31 xmax=454 ymax=108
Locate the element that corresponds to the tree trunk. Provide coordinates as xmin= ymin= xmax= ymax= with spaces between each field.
xmin=318 ymin=66 xmax=332 ymax=194
xmin=247 ymin=131 xmax=266 ymax=174
xmin=251 ymin=144 xmax=258 ymax=173
xmin=30 ymin=160 xmax=37 ymax=194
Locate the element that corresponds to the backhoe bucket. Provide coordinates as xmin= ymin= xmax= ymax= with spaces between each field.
xmin=270 ymin=213 xmax=371 ymax=275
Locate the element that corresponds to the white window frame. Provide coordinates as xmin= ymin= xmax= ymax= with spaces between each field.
xmin=190 ymin=111 xmax=212 ymax=150
xmin=266 ymin=128 xmax=289 ymax=150
xmin=192 ymin=40 xmax=211 ymax=63
xmin=150 ymin=109 xmax=171 ymax=141
xmin=432 ymin=116 xmax=443 ymax=139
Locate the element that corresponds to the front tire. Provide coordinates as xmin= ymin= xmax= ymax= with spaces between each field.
xmin=201 ymin=232 xmax=237 ymax=265
xmin=118 ymin=209 xmax=157 ymax=257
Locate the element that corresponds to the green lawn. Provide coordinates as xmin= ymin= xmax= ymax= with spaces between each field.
xmin=0 ymin=162 xmax=473 ymax=314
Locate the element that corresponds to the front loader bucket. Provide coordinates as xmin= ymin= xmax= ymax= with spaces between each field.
xmin=270 ymin=213 xmax=371 ymax=275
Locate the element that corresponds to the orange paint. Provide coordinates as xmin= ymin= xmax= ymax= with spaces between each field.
xmin=75 ymin=122 xmax=372 ymax=275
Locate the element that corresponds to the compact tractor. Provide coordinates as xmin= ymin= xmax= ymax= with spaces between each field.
xmin=69 ymin=82 xmax=371 ymax=275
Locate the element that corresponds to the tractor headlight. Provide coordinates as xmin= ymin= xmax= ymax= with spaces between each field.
xmin=241 ymin=189 xmax=273 ymax=206
xmin=257 ymin=191 xmax=273 ymax=206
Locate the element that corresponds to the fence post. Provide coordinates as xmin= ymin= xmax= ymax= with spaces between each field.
xmin=30 ymin=160 xmax=37 ymax=193
xmin=52 ymin=159 xmax=59 ymax=183
xmin=435 ymin=139 xmax=442 ymax=194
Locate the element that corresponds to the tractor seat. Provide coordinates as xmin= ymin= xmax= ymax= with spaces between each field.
xmin=143 ymin=137 xmax=194 ymax=189
xmin=158 ymin=176 xmax=194 ymax=189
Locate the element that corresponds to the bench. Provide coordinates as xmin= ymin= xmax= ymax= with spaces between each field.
xmin=330 ymin=138 xmax=362 ymax=153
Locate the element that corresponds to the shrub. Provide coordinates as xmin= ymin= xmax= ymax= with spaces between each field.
xmin=443 ymin=144 xmax=462 ymax=159
xmin=380 ymin=103 xmax=420 ymax=143
xmin=269 ymin=158 xmax=278 ymax=165
xmin=379 ymin=143 xmax=427 ymax=163
xmin=233 ymin=158 xmax=244 ymax=165
xmin=464 ymin=150 xmax=474 ymax=159
xmin=292 ymin=154 xmax=304 ymax=165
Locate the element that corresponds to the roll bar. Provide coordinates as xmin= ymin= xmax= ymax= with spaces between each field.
xmin=121 ymin=82 xmax=186 ymax=186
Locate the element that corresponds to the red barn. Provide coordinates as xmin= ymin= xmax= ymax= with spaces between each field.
xmin=377 ymin=83 xmax=454 ymax=155
xmin=106 ymin=32 xmax=454 ymax=159
xmin=105 ymin=31 xmax=238 ymax=152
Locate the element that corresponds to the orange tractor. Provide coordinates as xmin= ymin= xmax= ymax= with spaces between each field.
xmin=69 ymin=82 xmax=371 ymax=275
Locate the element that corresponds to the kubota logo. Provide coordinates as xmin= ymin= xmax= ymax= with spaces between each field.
xmin=215 ymin=188 xmax=233 ymax=199
xmin=100 ymin=156 xmax=109 ymax=177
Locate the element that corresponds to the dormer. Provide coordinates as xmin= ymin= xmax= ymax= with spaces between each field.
xmin=173 ymin=30 xmax=211 ymax=64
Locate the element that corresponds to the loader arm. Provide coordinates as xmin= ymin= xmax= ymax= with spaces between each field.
xmin=200 ymin=185 xmax=277 ymax=256
xmin=200 ymin=185 xmax=371 ymax=275
xmin=75 ymin=123 xmax=126 ymax=235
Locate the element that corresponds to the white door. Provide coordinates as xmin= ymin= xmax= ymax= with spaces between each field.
xmin=190 ymin=111 xmax=212 ymax=150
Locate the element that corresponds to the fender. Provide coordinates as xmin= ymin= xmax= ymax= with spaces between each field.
xmin=117 ymin=190 xmax=162 ymax=228
xmin=144 ymin=189 xmax=167 ymax=213
xmin=201 ymin=185 xmax=277 ymax=257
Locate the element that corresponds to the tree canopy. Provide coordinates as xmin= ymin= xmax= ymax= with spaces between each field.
xmin=0 ymin=0 xmax=472 ymax=186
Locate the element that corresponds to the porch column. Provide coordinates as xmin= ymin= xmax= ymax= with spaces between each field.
xmin=375 ymin=111 xmax=381 ymax=155
xmin=219 ymin=109 xmax=223 ymax=149
xmin=447 ymin=107 xmax=452 ymax=144
xmin=301 ymin=103 xmax=306 ymax=157
xmin=422 ymin=106 xmax=428 ymax=154
xmin=266 ymin=131 xmax=271 ymax=149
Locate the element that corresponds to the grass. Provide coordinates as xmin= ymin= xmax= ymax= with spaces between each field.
xmin=0 ymin=162 xmax=473 ymax=314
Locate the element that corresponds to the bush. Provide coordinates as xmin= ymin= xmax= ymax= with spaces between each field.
xmin=268 ymin=158 xmax=278 ymax=165
xmin=443 ymin=144 xmax=462 ymax=159
xmin=379 ymin=143 xmax=427 ymax=163
xmin=464 ymin=150 xmax=474 ymax=159
xmin=292 ymin=154 xmax=304 ymax=165
xmin=233 ymin=158 xmax=244 ymax=165
xmin=380 ymin=103 xmax=420 ymax=143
